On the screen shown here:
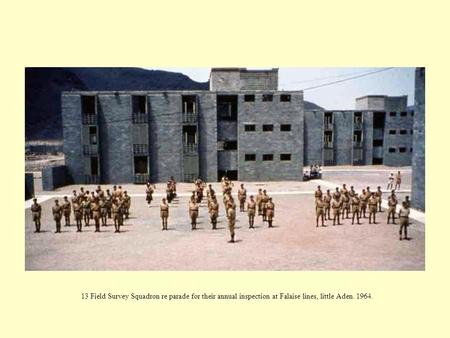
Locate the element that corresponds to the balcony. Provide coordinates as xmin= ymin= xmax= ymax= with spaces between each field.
xmin=82 ymin=114 xmax=97 ymax=125
xmin=353 ymin=141 xmax=363 ymax=148
xmin=324 ymin=122 xmax=333 ymax=130
xmin=183 ymin=143 xmax=198 ymax=154
xmin=84 ymin=175 xmax=100 ymax=184
xmin=133 ymin=144 xmax=149 ymax=155
xmin=132 ymin=113 xmax=148 ymax=124
xmin=353 ymin=121 xmax=363 ymax=130
xmin=134 ymin=174 xmax=149 ymax=184
xmin=324 ymin=141 xmax=334 ymax=148
xmin=83 ymin=145 xmax=98 ymax=155
xmin=182 ymin=112 xmax=197 ymax=124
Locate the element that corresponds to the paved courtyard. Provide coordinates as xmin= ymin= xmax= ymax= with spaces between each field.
xmin=25 ymin=166 xmax=424 ymax=271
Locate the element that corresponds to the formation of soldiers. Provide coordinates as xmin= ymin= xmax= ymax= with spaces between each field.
xmin=31 ymin=185 xmax=131 ymax=234
xmin=314 ymin=183 xmax=412 ymax=240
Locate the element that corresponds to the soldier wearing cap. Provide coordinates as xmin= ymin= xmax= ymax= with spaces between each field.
xmin=62 ymin=196 xmax=71 ymax=226
xmin=31 ymin=198 xmax=42 ymax=233
xmin=52 ymin=199 xmax=63 ymax=233
xmin=247 ymin=195 xmax=256 ymax=228
xmin=160 ymin=198 xmax=169 ymax=230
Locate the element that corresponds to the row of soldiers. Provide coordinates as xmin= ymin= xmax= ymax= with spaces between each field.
xmin=30 ymin=185 xmax=131 ymax=234
xmin=314 ymin=184 xmax=411 ymax=240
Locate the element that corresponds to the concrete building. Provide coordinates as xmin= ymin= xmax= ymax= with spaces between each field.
xmin=61 ymin=68 xmax=413 ymax=185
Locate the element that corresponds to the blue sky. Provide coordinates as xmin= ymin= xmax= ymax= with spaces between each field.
xmin=155 ymin=67 xmax=415 ymax=110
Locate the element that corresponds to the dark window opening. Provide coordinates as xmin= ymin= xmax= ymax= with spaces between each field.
xmin=373 ymin=157 xmax=383 ymax=165
xmin=388 ymin=148 xmax=396 ymax=153
xmin=244 ymin=124 xmax=256 ymax=132
xmin=132 ymin=95 xmax=147 ymax=114
xmin=389 ymin=130 xmax=397 ymax=135
xmin=245 ymin=154 xmax=256 ymax=161
xmin=280 ymin=94 xmax=291 ymax=102
xmin=217 ymin=170 xmax=238 ymax=181
xmin=411 ymin=110 xmax=415 ymax=116
xmin=223 ymin=140 xmax=237 ymax=150
xmin=89 ymin=126 xmax=97 ymax=145
xmin=390 ymin=112 xmax=397 ymax=117
xmin=399 ymin=147 xmax=407 ymax=153
xmin=82 ymin=96 xmax=96 ymax=115
xmin=324 ymin=112 xmax=333 ymax=126
xmin=262 ymin=154 xmax=274 ymax=161
xmin=353 ymin=130 xmax=362 ymax=144
xmin=262 ymin=94 xmax=273 ymax=102
xmin=263 ymin=124 xmax=274 ymax=132
xmin=183 ymin=125 xmax=197 ymax=145
xmin=244 ymin=94 xmax=255 ymax=102
xmin=324 ymin=130 xmax=333 ymax=147
xmin=354 ymin=112 xmax=363 ymax=124
xmin=400 ymin=111 xmax=407 ymax=117
xmin=373 ymin=112 xmax=385 ymax=129
xmin=410 ymin=129 xmax=414 ymax=134
xmin=182 ymin=95 xmax=197 ymax=113
xmin=280 ymin=124 xmax=291 ymax=131
xmin=90 ymin=156 xmax=99 ymax=176
xmin=280 ymin=153 xmax=291 ymax=161
xmin=400 ymin=129 xmax=407 ymax=135
xmin=217 ymin=95 xmax=238 ymax=120
xmin=410 ymin=147 xmax=413 ymax=152
xmin=134 ymin=156 xmax=148 ymax=174
xmin=373 ymin=139 xmax=383 ymax=147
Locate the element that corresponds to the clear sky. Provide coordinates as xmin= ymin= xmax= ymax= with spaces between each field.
xmin=155 ymin=67 xmax=415 ymax=110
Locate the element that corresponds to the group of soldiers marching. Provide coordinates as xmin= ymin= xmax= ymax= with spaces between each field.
xmin=314 ymin=184 xmax=411 ymax=240
xmin=31 ymin=185 xmax=131 ymax=234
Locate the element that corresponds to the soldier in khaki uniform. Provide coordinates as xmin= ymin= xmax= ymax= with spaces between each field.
xmin=82 ymin=196 xmax=91 ymax=226
xmin=112 ymin=199 xmax=120 ymax=232
xmin=359 ymin=189 xmax=368 ymax=218
xmin=332 ymin=187 xmax=341 ymax=201
xmin=387 ymin=194 xmax=398 ymax=224
xmin=62 ymin=196 xmax=71 ymax=226
xmin=31 ymin=198 xmax=42 ymax=233
xmin=226 ymin=198 xmax=236 ymax=243
xmin=189 ymin=197 xmax=199 ymax=230
xmin=71 ymin=190 xmax=78 ymax=212
xmin=375 ymin=186 xmax=383 ymax=212
xmin=73 ymin=201 xmax=83 ymax=232
xmin=123 ymin=191 xmax=131 ymax=219
xmin=398 ymin=201 xmax=410 ymax=240
xmin=315 ymin=196 xmax=325 ymax=227
xmin=146 ymin=182 xmax=155 ymax=207
xmin=117 ymin=198 xmax=125 ymax=228
xmin=265 ymin=197 xmax=275 ymax=228
xmin=105 ymin=189 xmax=113 ymax=218
xmin=404 ymin=196 xmax=411 ymax=209
xmin=52 ymin=199 xmax=63 ymax=233
xmin=368 ymin=193 xmax=378 ymax=224
xmin=314 ymin=186 xmax=323 ymax=200
xmin=261 ymin=190 xmax=269 ymax=222
xmin=238 ymin=184 xmax=247 ymax=212
xmin=349 ymin=186 xmax=356 ymax=198
xmin=394 ymin=171 xmax=402 ymax=191
xmin=331 ymin=195 xmax=342 ymax=226
xmin=256 ymin=189 xmax=263 ymax=216
xmin=209 ymin=196 xmax=219 ymax=230
xmin=91 ymin=199 xmax=101 ymax=232
xmin=323 ymin=190 xmax=331 ymax=220
xmin=160 ymin=198 xmax=169 ymax=230
xmin=351 ymin=193 xmax=361 ymax=225
xmin=247 ymin=195 xmax=256 ymax=228
xmin=341 ymin=192 xmax=350 ymax=219
xmin=100 ymin=197 xmax=108 ymax=226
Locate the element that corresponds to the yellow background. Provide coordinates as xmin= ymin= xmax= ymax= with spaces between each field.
xmin=1 ymin=0 xmax=448 ymax=337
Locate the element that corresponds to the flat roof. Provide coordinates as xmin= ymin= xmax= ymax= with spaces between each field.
xmin=61 ymin=89 xmax=302 ymax=95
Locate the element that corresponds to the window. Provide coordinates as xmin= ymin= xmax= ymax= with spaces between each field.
xmin=132 ymin=95 xmax=147 ymax=114
xmin=217 ymin=95 xmax=238 ymax=121
xmin=90 ymin=156 xmax=99 ymax=176
xmin=89 ymin=126 xmax=97 ymax=145
xmin=324 ymin=112 xmax=333 ymax=126
xmin=82 ymin=96 xmax=96 ymax=115
xmin=410 ymin=147 xmax=413 ymax=152
xmin=410 ymin=129 xmax=414 ymax=134
xmin=373 ymin=139 xmax=383 ymax=147
xmin=244 ymin=94 xmax=255 ymax=102
xmin=263 ymin=124 xmax=274 ymax=132
xmin=400 ymin=111 xmax=407 ymax=117
xmin=183 ymin=125 xmax=197 ymax=145
xmin=389 ymin=130 xmax=397 ymax=135
xmin=280 ymin=94 xmax=291 ymax=102
xmin=411 ymin=110 xmax=415 ymax=116
xmin=280 ymin=153 xmax=291 ymax=161
xmin=280 ymin=124 xmax=291 ymax=132
xmin=223 ymin=140 xmax=237 ymax=150
xmin=244 ymin=124 xmax=256 ymax=132
xmin=388 ymin=148 xmax=396 ymax=153
xmin=390 ymin=112 xmax=397 ymax=117
xmin=134 ymin=156 xmax=148 ymax=174
xmin=400 ymin=129 xmax=407 ymax=135
xmin=262 ymin=154 xmax=274 ymax=161
xmin=354 ymin=112 xmax=363 ymax=124
xmin=399 ymin=147 xmax=407 ymax=153
xmin=182 ymin=95 xmax=197 ymax=113
xmin=262 ymin=94 xmax=273 ymax=102
xmin=245 ymin=154 xmax=256 ymax=161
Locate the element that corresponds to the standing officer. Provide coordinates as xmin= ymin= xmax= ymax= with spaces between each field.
xmin=341 ymin=192 xmax=350 ymax=219
xmin=375 ymin=186 xmax=383 ymax=212
xmin=349 ymin=186 xmax=356 ymax=198
xmin=314 ymin=186 xmax=323 ymax=200
xmin=323 ymin=190 xmax=331 ymax=220
xmin=368 ymin=193 xmax=378 ymax=224
xmin=395 ymin=171 xmax=402 ymax=191
xmin=82 ymin=195 xmax=91 ymax=226
xmin=387 ymin=173 xmax=394 ymax=190
xmin=331 ymin=195 xmax=342 ymax=226
xmin=387 ymin=194 xmax=398 ymax=224
xmin=112 ymin=199 xmax=119 ymax=232
xmin=404 ymin=196 xmax=411 ymax=209
xmin=31 ymin=198 xmax=42 ymax=233
xmin=91 ymin=198 xmax=101 ymax=232
xmin=261 ymin=190 xmax=269 ymax=222
xmin=117 ymin=198 xmax=125 ymax=230
xmin=71 ymin=190 xmax=78 ymax=212
xmin=265 ymin=197 xmax=275 ymax=228
xmin=123 ymin=191 xmax=131 ymax=219
xmin=62 ymin=196 xmax=71 ymax=227
xmin=332 ymin=187 xmax=341 ymax=201
xmin=52 ymin=199 xmax=63 ymax=233
xmin=105 ymin=189 xmax=113 ymax=219
xmin=189 ymin=197 xmax=199 ymax=230
xmin=73 ymin=200 xmax=83 ymax=232
xmin=315 ymin=196 xmax=325 ymax=227
xmin=398 ymin=201 xmax=410 ymax=240
xmin=209 ymin=196 xmax=219 ymax=230
xmin=256 ymin=189 xmax=263 ymax=216
xmin=351 ymin=193 xmax=361 ymax=225
xmin=226 ymin=198 xmax=236 ymax=243
xmin=146 ymin=182 xmax=155 ymax=207
xmin=238 ymin=184 xmax=247 ymax=212
xmin=359 ymin=189 xmax=368 ymax=218
xmin=160 ymin=198 xmax=169 ymax=230
xmin=100 ymin=197 xmax=108 ymax=226
xmin=247 ymin=195 xmax=256 ymax=228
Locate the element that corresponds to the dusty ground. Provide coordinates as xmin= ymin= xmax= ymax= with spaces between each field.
xmin=25 ymin=166 xmax=424 ymax=271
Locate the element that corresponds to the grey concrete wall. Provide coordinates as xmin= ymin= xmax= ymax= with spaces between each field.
xmin=42 ymin=165 xmax=68 ymax=191
xmin=362 ymin=111 xmax=374 ymax=165
xmin=25 ymin=173 xmax=34 ymax=200
xmin=304 ymin=110 xmax=324 ymax=166
xmin=198 ymin=93 xmax=218 ymax=182
xmin=412 ymin=67 xmax=425 ymax=211
xmin=356 ymin=96 xmax=386 ymax=110
xmin=210 ymin=70 xmax=240 ymax=91
xmin=217 ymin=121 xmax=237 ymax=140
xmin=238 ymin=92 xmax=303 ymax=181
xmin=218 ymin=150 xmax=238 ymax=171
xmin=240 ymin=70 xmax=278 ymax=90
xmin=62 ymin=94 xmax=84 ymax=183
xmin=333 ymin=111 xmax=353 ymax=165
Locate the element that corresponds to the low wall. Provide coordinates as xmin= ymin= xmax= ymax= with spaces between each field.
xmin=42 ymin=165 xmax=69 ymax=191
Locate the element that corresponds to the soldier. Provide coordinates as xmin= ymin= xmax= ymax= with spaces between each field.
xmin=315 ymin=196 xmax=325 ymax=227
xmin=394 ymin=171 xmax=402 ymax=191
xmin=100 ymin=197 xmax=108 ymax=226
xmin=112 ymin=199 xmax=120 ymax=232
xmin=261 ymin=190 xmax=269 ymax=222
xmin=82 ymin=195 xmax=91 ymax=226
xmin=314 ymin=185 xmax=322 ymax=200
xmin=341 ymin=192 xmax=350 ymax=219
xmin=80 ymin=186 xmax=85 ymax=197
xmin=117 ymin=185 xmax=124 ymax=199
xmin=189 ymin=197 xmax=199 ymax=230
xmin=368 ymin=193 xmax=378 ymax=224
xmin=349 ymin=186 xmax=356 ymax=198
xmin=351 ymin=193 xmax=361 ymax=225
xmin=387 ymin=173 xmax=394 ymax=190
xmin=123 ymin=191 xmax=131 ymax=219
xmin=105 ymin=189 xmax=113 ymax=218
xmin=340 ymin=184 xmax=348 ymax=195
xmin=332 ymin=187 xmax=341 ymax=201
xmin=359 ymin=189 xmax=368 ymax=218
xmin=238 ymin=184 xmax=247 ymax=212
xmin=52 ymin=199 xmax=63 ymax=233
xmin=160 ymin=198 xmax=169 ymax=230
xmin=209 ymin=196 xmax=219 ymax=230
xmin=331 ymin=195 xmax=342 ymax=226
xmin=323 ymin=190 xmax=331 ymax=220
xmin=112 ymin=185 xmax=118 ymax=198
xmin=71 ymin=190 xmax=78 ymax=212
xmin=265 ymin=197 xmax=275 ymax=228
xmin=89 ymin=191 xmax=96 ymax=219
xmin=91 ymin=198 xmax=101 ymax=232
xmin=404 ymin=196 xmax=411 ymax=209
xmin=62 ymin=196 xmax=71 ymax=226
xmin=247 ymin=195 xmax=256 ymax=228
xmin=73 ymin=200 xmax=83 ymax=232
xmin=31 ymin=198 xmax=42 ymax=233
xmin=375 ymin=186 xmax=383 ymax=212
xmin=398 ymin=201 xmax=410 ymax=240
xmin=117 ymin=198 xmax=125 ymax=230
xmin=166 ymin=183 xmax=174 ymax=203
xmin=387 ymin=193 xmax=398 ymax=224
xmin=145 ymin=182 xmax=155 ymax=207
xmin=256 ymin=189 xmax=263 ymax=216
xmin=226 ymin=198 xmax=236 ymax=243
